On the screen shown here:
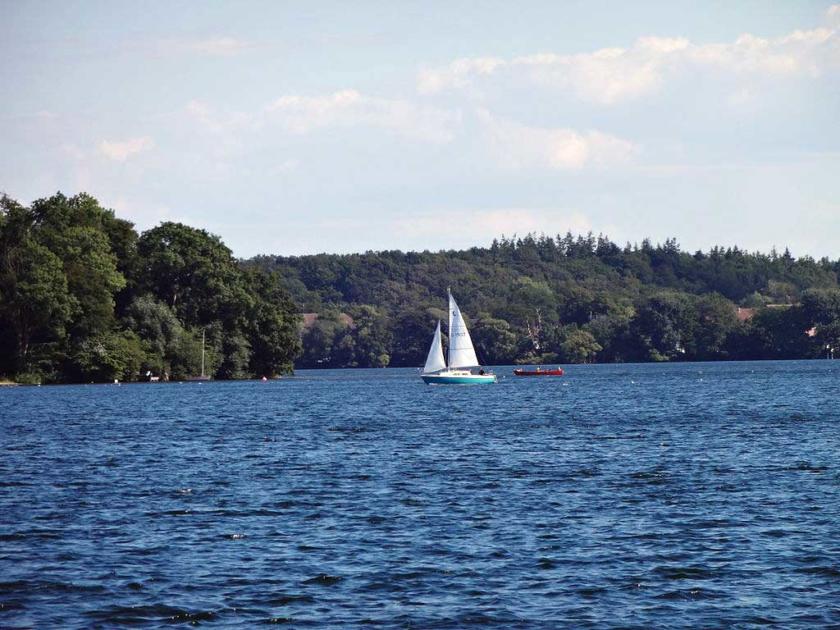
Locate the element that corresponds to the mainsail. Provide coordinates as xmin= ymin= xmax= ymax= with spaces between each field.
xmin=448 ymin=291 xmax=479 ymax=368
xmin=422 ymin=320 xmax=446 ymax=374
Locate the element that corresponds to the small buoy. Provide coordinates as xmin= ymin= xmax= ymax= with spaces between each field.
xmin=262 ymin=376 xmax=268 ymax=382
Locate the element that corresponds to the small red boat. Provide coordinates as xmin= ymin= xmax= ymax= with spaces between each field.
xmin=513 ymin=367 xmax=564 ymax=377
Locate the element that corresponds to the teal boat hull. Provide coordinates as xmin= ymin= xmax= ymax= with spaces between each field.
xmin=421 ymin=373 xmax=497 ymax=385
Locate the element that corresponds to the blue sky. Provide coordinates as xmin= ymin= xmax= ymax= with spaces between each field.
xmin=2 ymin=1 xmax=838 ymax=257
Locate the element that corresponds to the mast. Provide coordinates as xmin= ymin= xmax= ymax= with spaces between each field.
xmin=201 ymin=329 xmax=206 ymax=378
xmin=446 ymin=287 xmax=452 ymax=368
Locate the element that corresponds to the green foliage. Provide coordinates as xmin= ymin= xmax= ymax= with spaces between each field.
xmin=344 ymin=305 xmax=392 ymax=368
xmin=729 ymin=306 xmax=814 ymax=360
xmin=305 ymin=306 xmax=393 ymax=368
xmin=123 ymin=295 xmax=183 ymax=359
xmin=800 ymin=289 xmax=840 ymax=325
xmin=168 ymin=330 xmax=206 ymax=380
xmin=15 ymin=372 xmax=44 ymax=385
xmin=0 ymin=197 xmax=74 ymax=374
xmin=389 ymin=308 xmax=439 ymax=367
xmin=247 ymin=232 xmax=840 ymax=368
xmin=0 ymin=193 xmax=301 ymax=383
xmin=559 ymin=329 xmax=602 ymax=364
xmin=68 ymin=331 xmax=146 ymax=382
xmin=629 ymin=292 xmax=695 ymax=361
xmin=244 ymin=270 xmax=300 ymax=376
xmin=472 ymin=316 xmax=518 ymax=365
xmin=3 ymin=191 xmax=839 ymax=378
xmin=692 ymin=294 xmax=738 ymax=359
xmin=135 ymin=222 xmax=248 ymax=328
xmin=299 ymin=311 xmax=348 ymax=367
xmin=27 ymin=194 xmax=127 ymax=335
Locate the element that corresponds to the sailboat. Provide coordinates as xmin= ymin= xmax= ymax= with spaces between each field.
xmin=421 ymin=290 xmax=497 ymax=384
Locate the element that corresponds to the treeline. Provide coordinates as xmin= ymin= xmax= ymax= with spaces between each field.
xmin=248 ymin=234 xmax=840 ymax=368
xmin=3 ymin=193 xmax=838 ymax=380
xmin=0 ymin=193 xmax=299 ymax=384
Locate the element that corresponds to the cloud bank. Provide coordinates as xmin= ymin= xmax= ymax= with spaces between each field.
xmin=418 ymin=9 xmax=839 ymax=104
xmin=477 ymin=110 xmax=636 ymax=170
xmin=265 ymin=90 xmax=460 ymax=144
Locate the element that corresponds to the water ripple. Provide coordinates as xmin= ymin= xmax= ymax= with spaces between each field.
xmin=1 ymin=361 xmax=839 ymax=627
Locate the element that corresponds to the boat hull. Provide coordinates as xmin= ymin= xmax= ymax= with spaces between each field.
xmin=421 ymin=373 xmax=497 ymax=385
xmin=513 ymin=368 xmax=564 ymax=377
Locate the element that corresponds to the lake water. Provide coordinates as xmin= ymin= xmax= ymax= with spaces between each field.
xmin=1 ymin=361 xmax=839 ymax=627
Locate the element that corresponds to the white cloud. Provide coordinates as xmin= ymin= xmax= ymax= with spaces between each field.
xmin=98 ymin=136 xmax=154 ymax=161
xmin=418 ymin=14 xmax=839 ymax=104
xmin=418 ymin=57 xmax=504 ymax=94
xmin=184 ymin=90 xmax=460 ymax=145
xmin=477 ymin=110 xmax=636 ymax=170
xmin=265 ymin=89 xmax=460 ymax=143
xmin=185 ymin=94 xmax=636 ymax=172
xmin=185 ymin=100 xmax=251 ymax=136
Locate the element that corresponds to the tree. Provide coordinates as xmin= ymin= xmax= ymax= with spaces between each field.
xmin=122 ymin=295 xmax=189 ymax=376
xmin=343 ymin=305 xmax=392 ymax=368
xmin=472 ymin=316 xmax=518 ymax=365
xmin=123 ymin=295 xmax=183 ymax=358
xmin=800 ymin=289 xmax=840 ymax=326
xmin=243 ymin=270 xmax=300 ymax=377
xmin=217 ymin=333 xmax=251 ymax=379
xmin=6 ymin=190 xmax=840 ymax=378
xmin=168 ymin=329 xmax=207 ymax=379
xmin=630 ymin=293 xmax=696 ymax=361
xmin=729 ymin=306 xmax=813 ymax=360
xmin=815 ymin=320 xmax=840 ymax=358
xmin=0 ymin=237 xmax=73 ymax=372
xmin=67 ymin=330 xmax=146 ymax=382
xmin=692 ymin=294 xmax=738 ymax=360
xmin=135 ymin=222 xmax=248 ymax=328
xmin=584 ymin=309 xmax=634 ymax=362
xmin=62 ymin=226 xmax=126 ymax=335
xmin=27 ymin=193 xmax=127 ymax=336
xmin=560 ymin=329 xmax=602 ymax=363
xmin=389 ymin=308 xmax=439 ymax=367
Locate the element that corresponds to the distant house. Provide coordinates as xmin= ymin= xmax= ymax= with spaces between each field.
xmin=736 ymin=305 xmax=818 ymax=338
xmin=735 ymin=304 xmax=793 ymax=323
xmin=300 ymin=312 xmax=355 ymax=330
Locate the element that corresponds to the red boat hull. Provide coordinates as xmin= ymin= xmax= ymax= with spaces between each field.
xmin=513 ymin=368 xmax=564 ymax=376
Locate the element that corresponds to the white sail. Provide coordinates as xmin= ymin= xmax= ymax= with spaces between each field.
xmin=422 ymin=320 xmax=446 ymax=374
xmin=448 ymin=292 xmax=480 ymax=368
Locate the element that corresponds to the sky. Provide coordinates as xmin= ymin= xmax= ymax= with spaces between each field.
xmin=1 ymin=1 xmax=839 ymax=258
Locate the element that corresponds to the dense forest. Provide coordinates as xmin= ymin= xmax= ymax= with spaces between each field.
xmin=0 ymin=193 xmax=299 ymax=384
xmin=247 ymin=234 xmax=840 ymax=369
xmin=2 ymin=192 xmax=839 ymax=383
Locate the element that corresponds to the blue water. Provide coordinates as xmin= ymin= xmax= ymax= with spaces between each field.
xmin=1 ymin=361 xmax=839 ymax=628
